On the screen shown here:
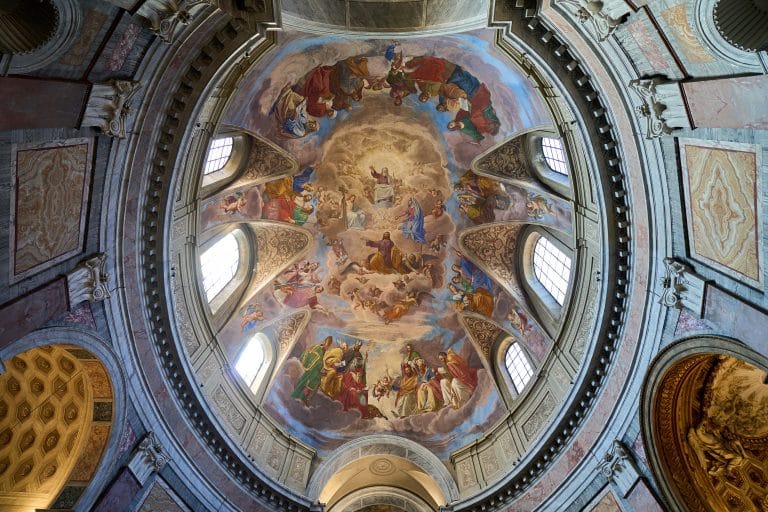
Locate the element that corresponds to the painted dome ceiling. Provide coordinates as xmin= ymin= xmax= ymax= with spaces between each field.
xmin=196 ymin=31 xmax=573 ymax=461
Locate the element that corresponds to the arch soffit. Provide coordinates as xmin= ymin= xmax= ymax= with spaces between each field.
xmin=0 ymin=327 xmax=128 ymax=512
xmin=329 ymin=485 xmax=434 ymax=512
xmin=640 ymin=335 xmax=768 ymax=512
xmin=306 ymin=434 xmax=460 ymax=503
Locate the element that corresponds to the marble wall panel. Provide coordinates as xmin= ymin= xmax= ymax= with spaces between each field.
xmin=658 ymin=3 xmax=714 ymax=64
xmin=589 ymin=488 xmax=622 ymax=511
xmin=10 ymin=138 xmax=93 ymax=281
xmin=139 ymin=480 xmax=188 ymax=512
xmin=679 ymin=139 xmax=762 ymax=286
xmin=683 ymin=76 xmax=768 ymax=129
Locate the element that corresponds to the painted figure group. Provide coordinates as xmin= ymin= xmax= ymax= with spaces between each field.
xmin=270 ymin=50 xmax=500 ymax=142
xmin=292 ymin=336 xmax=383 ymax=419
xmin=373 ymin=343 xmax=478 ymax=417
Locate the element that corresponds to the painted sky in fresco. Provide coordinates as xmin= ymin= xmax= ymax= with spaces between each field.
xmin=214 ymin=30 xmax=566 ymax=459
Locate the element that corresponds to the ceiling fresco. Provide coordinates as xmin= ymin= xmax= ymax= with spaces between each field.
xmin=203 ymin=31 xmax=572 ymax=459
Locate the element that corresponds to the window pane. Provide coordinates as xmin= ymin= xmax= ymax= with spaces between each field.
xmin=541 ymin=137 xmax=568 ymax=175
xmin=235 ymin=337 xmax=265 ymax=386
xmin=203 ymin=137 xmax=234 ymax=175
xmin=533 ymin=236 xmax=571 ymax=306
xmin=505 ymin=342 xmax=534 ymax=393
xmin=200 ymin=232 xmax=239 ymax=301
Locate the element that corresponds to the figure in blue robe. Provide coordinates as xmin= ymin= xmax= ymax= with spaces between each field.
xmin=401 ymin=197 xmax=426 ymax=244
xmin=292 ymin=166 xmax=315 ymax=194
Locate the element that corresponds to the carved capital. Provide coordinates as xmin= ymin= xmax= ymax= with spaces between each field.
xmin=660 ymin=257 xmax=706 ymax=315
xmin=598 ymin=440 xmax=640 ymax=497
xmin=66 ymin=253 xmax=109 ymax=306
xmin=81 ymin=80 xmax=141 ymax=138
xmin=559 ymin=0 xmax=629 ymax=42
xmin=137 ymin=0 xmax=217 ymax=44
xmin=128 ymin=432 xmax=171 ymax=485
xmin=629 ymin=78 xmax=690 ymax=139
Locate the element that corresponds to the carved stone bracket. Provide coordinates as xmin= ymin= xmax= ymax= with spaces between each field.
xmin=81 ymin=80 xmax=141 ymax=138
xmin=558 ymin=0 xmax=630 ymax=42
xmin=66 ymin=253 xmax=110 ymax=306
xmin=598 ymin=440 xmax=640 ymax=497
xmin=128 ymin=432 xmax=171 ymax=485
xmin=629 ymin=78 xmax=690 ymax=139
xmin=136 ymin=0 xmax=217 ymax=44
xmin=660 ymin=257 xmax=706 ymax=315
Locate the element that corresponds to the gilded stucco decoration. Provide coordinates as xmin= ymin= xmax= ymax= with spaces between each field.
xmin=652 ymin=354 xmax=768 ymax=511
xmin=0 ymin=345 xmax=114 ymax=512
xmin=249 ymin=222 xmax=313 ymax=295
xmin=473 ymin=136 xmax=530 ymax=181
xmin=239 ymin=135 xmax=299 ymax=184
xmin=457 ymin=223 xmax=525 ymax=301
xmin=679 ymin=139 xmax=762 ymax=286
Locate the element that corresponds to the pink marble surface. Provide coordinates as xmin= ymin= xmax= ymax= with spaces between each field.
xmin=684 ymin=75 xmax=768 ymax=129
xmin=626 ymin=479 xmax=663 ymax=512
xmin=674 ymin=308 xmax=714 ymax=336
xmin=93 ymin=467 xmax=141 ymax=512
xmin=704 ymin=286 xmax=768 ymax=356
xmin=62 ymin=303 xmax=97 ymax=328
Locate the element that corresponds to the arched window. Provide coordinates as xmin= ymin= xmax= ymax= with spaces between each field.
xmin=533 ymin=236 xmax=571 ymax=306
xmin=203 ymin=136 xmax=234 ymax=175
xmin=541 ymin=137 xmax=568 ymax=175
xmin=505 ymin=342 xmax=534 ymax=394
xmin=200 ymin=232 xmax=239 ymax=301
xmin=234 ymin=335 xmax=266 ymax=387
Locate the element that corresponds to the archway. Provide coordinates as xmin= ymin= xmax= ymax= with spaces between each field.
xmin=642 ymin=337 xmax=768 ymax=512
xmin=0 ymin=343 xmax=116 ymax=511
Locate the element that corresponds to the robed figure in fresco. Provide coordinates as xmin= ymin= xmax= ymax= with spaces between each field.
xmin=365 ymin=232 xmax=407 ymax=274
xmin=399 ymin=197 xmax=426 ymax=244
xmin=438 ymin=349 xmax=478 ymax=409
xmin=370 ymin=166 xmax=394 ymax=207
xmin=292 ymin=336 xmax=333 ymax=406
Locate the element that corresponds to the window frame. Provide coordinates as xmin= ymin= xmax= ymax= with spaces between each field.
xmin=233 ymin=332 xmax=274 ymax=399
xmin=525 ymin=131 xmax=572 ymax=199
xmin=519 ymin=226 xmax=575 ymax=338
xmin=504 ymin=341 xmax=535 ymax=395
xmin=200 ymin=132 xmax=249 ymax=195
xmin=197 ymin=227 xmax=252 ymax=322
xmin=203 ymin=136 xmax=235 ymax=175
xmin=532 ymin=236 xmax=571 ymax=307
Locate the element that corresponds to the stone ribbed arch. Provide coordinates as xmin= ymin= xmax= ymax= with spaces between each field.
xmin=330 ymin=485 xmax=434 ymax=512
xmin=307 ymin=434 xmax=460 ymax=503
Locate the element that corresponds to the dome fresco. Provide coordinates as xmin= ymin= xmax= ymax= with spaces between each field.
xmin=203 ymin=30 xmax=574 ymax=458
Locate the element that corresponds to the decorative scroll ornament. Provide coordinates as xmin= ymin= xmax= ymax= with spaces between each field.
xmin=628 ymin=78 xmax=690 ymax=139
xmin=128 ymin=432 xmax=171 ymax=485
xmin=598 ymin=440 xmax=640 ymax=497
xmin=660 ymin=257 xmax=706 ymax=315
xmin=558 ymin=0 xmax=629 ymax=42
xmin=66 ymin=253 xmax=109 ymax=305
xmin=137 ymin=0 xmax=217 ymax=44
xmin=81 ymin=80 xmax=141 ymax=138
xmin=473 ymin=136 xmax=529 ymax=181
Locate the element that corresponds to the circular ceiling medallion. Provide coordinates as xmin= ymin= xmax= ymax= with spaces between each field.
xmin=369 ymin=458 xmax=396 ymax=476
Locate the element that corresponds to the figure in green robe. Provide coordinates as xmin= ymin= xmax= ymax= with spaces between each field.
xmin=292 ymin=336 xmax=333 ymax=405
